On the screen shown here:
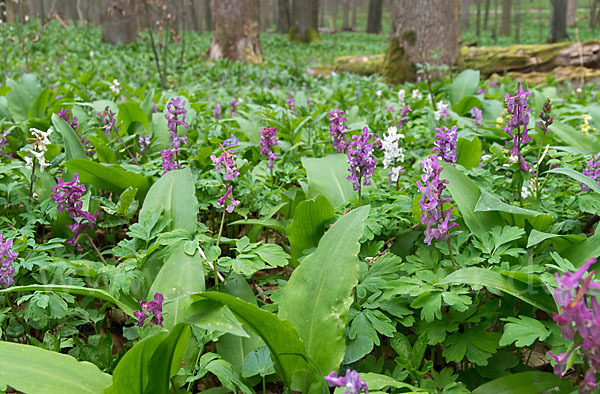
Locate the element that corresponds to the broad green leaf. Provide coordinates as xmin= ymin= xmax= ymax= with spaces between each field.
xmin=146 ymin=324 xmax=191 ymax=393
xmin=499 ymin=316 xmax=550 ymax=347
xmin=452 ymin=96 xmax=482 ymax=116
xmin=360 ymin=373 xmax=424 ymax=392
xmin=440 ymin=268 xmax=555 ymax=313
xmin=410 ymin=291 xmax=442 ymax=322
xmin=236 ymin=118 xmax=261 ymax=144
xmin=456 ymin=136 xmax=481 ymax=170
xmin=0 ymin=85 xmax=12 ymax=96
xmin=562 ymin=232 xmax=600 ymax=268
xmin=474 ymin=189 xmax=552 ymax=230
xmin=286 ymin=195 xmax=334 ymax=266
xmin=52 ymin=113 xmax=87 ymax=161
xmin=149 ymin=243 xmax=205 ymax=329
xmin=28 ymin=88 xmax=51 ymax=119
xmin=526 ymin=229 xmax=584 ymax=251
xmin=472 ymin=371 xmax=572 ymax=394
xmin=449 ymin=69 xmax=480 ymax=105
xmin=241 ymin=346 xmax=276 ymax=378
xmin=0 ymin=284 xmax=137 ymax=317
xmin=188 ymin=292 xmax=308 ymax=389
xmin=547 ymin=167 xmax=600 ymax=194
xmin=105 ymin=333 xmax=163 ymax=394
xmin=301 ymin=154 xmax=357 ymax=207
xmin=184 ymin=298 xmax=248 ymax=337
xmin=217 ymin=275 xmax=264 ymax=375
xmin=139 ymin=167 xmax=198 ymax=234
xmin=549 ymin=122 xmax=600 ymax=153
xmin=117 ymin=102 xmax=149 ymax=134
xmin=440 ymin=162 xmax=504 ymax=235
xmin=6 ymin=74 xmax=41 ymax=122
xmin=278 ymin=206 xmax=370 ymax=393
xmin=65 ymin=159 xmax=151 ymax=199
xmin=443 ymin=327 xmax=499 ymax=366
xmin=0 ymin=341 xmax=111 ymax=394
xmin=229 ymin=218 xmax=286 ymax=234
xmin=390 ymin=333 xmax=411 ymax=366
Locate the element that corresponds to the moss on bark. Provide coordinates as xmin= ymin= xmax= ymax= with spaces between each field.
xmin=288 ymin=27 xmax=321 ymax=43
xmin=381 ymin=38 xmax=416 ymax=84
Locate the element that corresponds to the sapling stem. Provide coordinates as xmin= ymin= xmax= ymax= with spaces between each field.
xmin=113 ymin=127 xmax=139 ymax=165
xmin=215 ymin=208 xmax=227 ymax=288
xmin=28 ymin=156 xmax=36 ymax=202
xmin=447 ymin=236 xmax=456 ymax=271
xmin=84 ymin=232 xmax=107 ymax=265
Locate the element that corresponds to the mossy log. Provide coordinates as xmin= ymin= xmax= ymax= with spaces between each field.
xmin=330 ymin=41 xmax=600 ymax=83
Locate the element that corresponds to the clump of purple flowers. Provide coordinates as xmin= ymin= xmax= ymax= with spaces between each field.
xmin=347 ymin=127 xmax=376 ymax=196
xmin=503 ymin=83 xmax=533 ymax=171
xmin=548 ymin=258 xmax=600 ymax=393
xmin=161 ymin=147 xmax=181 ymax=175
xmin=165 ymin=97 xmax=189 ymax=149
xmin=416 ymin=155 xmax=457 ymax=245
xmin=51 ymin=173 xmax=99 ymax=250
xmin=229 ymin=99 xmax=240 ymax=117
xmin=213 ymin=103 xmax=222 ymax=120
xmin=328 ymin=109 xmax=349 ymax=153
xmin=471 ymin=107 xmax=483 ymax=127
xmin=0 ymin=131 xmax=10 ymax=159
xmin=134 ymin=293 xmax=164 ymax=327
xmin=581 ymin=154 xmax=600 ymax=192
xmin=433 ymin=126 xmax=458 ymax=165
xmin=211 ymin=144 xmax=240 ymax=213
xmin=259 ymin=127 xmax=278 ymax=169
xmin=223 ymin=134 xmax=239 ymax=149
xmin=98 ymin=106 xmax=117 ymax=137
xmin=286 ymin=96 xmax=297 ymax=114
xmin=57 ymin=108 xmax=79 ymax=130
xmin=324 ymin=369 xmax=368 ymax=394
xmin=0 ymin=234 xmax=17 ymax=288
xmin=395 ymin=105 xmax=412 ymax=129
xmin=138 ymin=134 xmax=150 ymax=153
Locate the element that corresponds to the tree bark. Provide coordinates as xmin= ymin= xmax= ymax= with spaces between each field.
xmin=101 ymin=0 xmax=142 ymax=44
xmin=500 ymin=0 xmax=511 ymax=35
xmin=342 ymin=0 xmax=350 ymax=29
xmin=382 ymin=0 xmax=460 ymax=84
xmin=289 ymin=0 xmax=320 ymax=42
xmin=549 ymin=0 xmax=567 ymax=42
xmin=277 ymin=0 xmax=290 ymax=33
xmin=204 ymin=0 xmax=212 ymax=31
xmin=260 ymin=0 xmax=270 ymax=31
xmin=483 ymin=0 xmax=490 ymax=30
xmin=476 ymin=0 xmax=481 ymax=36
xmin=366 ymin=0 xmax=383 ymax=33
xmin=567 ymin=0 xmax=577 ymax=27
xmin=351 ymin=0 xmax=358 ymax=29
xmin=208 ymin=0 xmax=263 ymax=63
xmin=461 ymin=0 xmax=470 ymax=29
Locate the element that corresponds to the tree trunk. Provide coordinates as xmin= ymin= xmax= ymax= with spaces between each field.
xmin=500 ymin=0 xmax=511 ymax=35
xmin=289 ymin=0 xmax=320 ymax=42
xmin=549 ymin=0 xmax=567 ymax=42
xmin=260 ymin=0 xmax=270 ymax=31
xmin=342 ymin=0 xmax=350 ymax=29
xmin=101 ymin=0 xmax=142 ymax=44
xmin=476 ymin=0 xmax=481 ymax=36
xmin=483 ymin=0 xmax=490 ymax=30
xmin=204 ymin=0 xmax=212 ymax=31
xmin=382 ymin=0 xmax=460 ymax=84
xmin=591 ymin=0 xmax=599 ymax=30
xmin=461 ymin=0 xmax=470 ymax=29
xmin=567 ymin=0 xmax=577 ymax=27
xmin=351 ymin=0 xmax=358 ymax=29
xmin=366 ymin=0 xmax=383 ymax=33
xmin=277 ymin=0 xmax=290 ymax=33
xmin=208 ymin=0 xmax=263 ymax=63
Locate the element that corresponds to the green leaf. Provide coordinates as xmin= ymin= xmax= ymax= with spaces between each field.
xmin=52 ymin=113 xmax=87 ymax=161
xmin=146 ymin=324 xmax=191 ymax=393
xmin=285 ymin=195 xmax=334 ymax=266
xmin=0 ymin=284 xmax=137 ymax=317
xmin=229 ymin=218 xmax=286 ymax=234
xmin=547 ymin=167 xmax=600 ymax=194
xmin=301 ymin=154 xmax=357 ymax=207
xmin=390 ymin=333 xmax=412 ymax=366
xmin=452 ymin=96 xmax=482 ymax=116
xmin=440 ymin=162 xmax=504 ymax=235
xmin=0 ymin=85 xmax=12 ymax=96
xmin=562 ymin=232 xmax=600 ymax=268
xmin=278 ymin=206 xmax=369 ymax=393
xmin=6 ymin=74 xmax=41 ymax=122
xmin=474 ymin=190 xmax=552 ymax=230
xmin=472 ymin=371 xmax=572 ymax=394
xmin=410 ymin=291 xmax=442 ymax=322
xmin=449 ymin=69 xmax=480 ymax=105
xmin=411 ymin=333 xmax=429 ymax=369
xmin=139 ymin=167 xmax=198 ymax=234
xmin=149 ymin=243 xmax=205 ymax=329
xmin=65 ymin=159 xmax=151 ymax=199
xmin=117 ymin=102 xmax=149 ymax=134
xmin=185 ymin=299 xmax=248 ymax=337
xmin=28 ymin=88 xmax=51 ymax=119
xmin=188 ymin=292 xmax=308 ymax=389
xmin=360 ymin=372 xmax=424 ymax=392
xmin=499 ymin=316 xmax=550 ymax=347
xmin=443 ymin=327 xmax=499 ymax=366
xmin=0 ymin=341 xmax=111 ymax=394
xmin=440 ymin=268 xmax=555 ymax=313
xmin=456 ymin=137 xmax=481 ymax=170
xmin=526 ymin=229 xmax=584 ymax=250
xmin=549 ymin=121 xmax=600 ymax=153
xmin=241 ymin=346 xmax=275 ymax=378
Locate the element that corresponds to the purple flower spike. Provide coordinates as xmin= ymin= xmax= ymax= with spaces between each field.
xmin=229 ymin=99 xmax=240 ymax=117
xmin=213 ymin=103 xmax=222 ymax=120
xmin=217 ymin=185 xmax=240 ymax=213
xmin=160 ymin=147 xmax=181 ymax=175
xmin=328 ymin=109 xmax=349 ymax=153
xmin=347 ymin=127 xmax=376 ymax=192
xmin=581 ymin=153 xmax=600 ymax=192
xmin=286 ymin=97 xmax=297 ymax=114
xmin=58 ymin=108 xmax=79 ymax=130
xmin=503 ymin=83 xmax=533 ymax=172
xmin=259 ymin=127 xmax=278 ymax=169
xmin=416 ymin=155 xmax=458 ymax=245
xmin=471 ymin=107 xmax=483 ymax=127
xmin=138 ymin=134 xmax=151 ymax=153
xmin=0 ymin=234 xmax=17 ymax=288
xmin=433 ymin=126 xmax=458 ymax=165
xmin=165 ymin=97 xmax=189 ymax=149
xmin=223 ymin=134 xmax=239 ymax=149
xmin=211 ymin=148 xmax=239 ymax=181
xmin=324 ymin=369 xmax=368 ymax=394
xmin=135 ymin=293 xmax=164 ymax=327
xmin=98 ymin=106 xmax=117 ymax=137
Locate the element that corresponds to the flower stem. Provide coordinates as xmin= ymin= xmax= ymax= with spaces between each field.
xmin=28 ymin=156 xmax=36 ymax=202
xmin=535 ymin=130 xmax=547 ymax=200
xmin=214 ymin=208 xmax=227 ymax=288
xmin=447 ymin=236 xmax=456 ymax=271
xmin=114 ymin=127 xmax=139 ymax=166
xmin=84 ymin=231 xmax=107 ymax=265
